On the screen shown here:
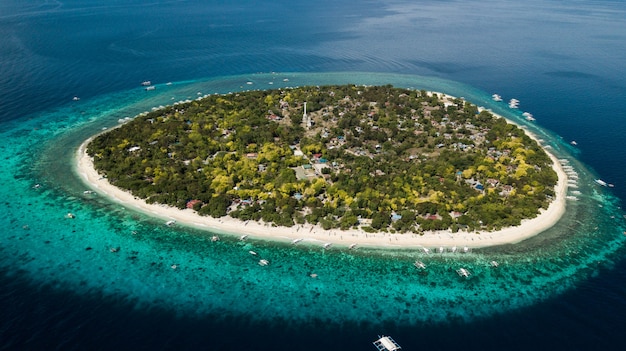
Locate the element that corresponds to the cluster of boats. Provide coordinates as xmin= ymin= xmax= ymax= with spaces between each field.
xmin=492 ymin=94 xmax=536 ymax=121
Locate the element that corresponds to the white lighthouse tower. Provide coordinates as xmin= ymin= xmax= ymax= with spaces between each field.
xmin=302 ymin=101 xmax=311 ymax=128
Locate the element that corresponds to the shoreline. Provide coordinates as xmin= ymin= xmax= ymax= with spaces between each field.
xmin=73 ymin=91 xmax=569 ymax=250
xmin=75 ymin=136 xmax=568 ymax=250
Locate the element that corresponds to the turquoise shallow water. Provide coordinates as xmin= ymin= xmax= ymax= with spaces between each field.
xmin=2 ymin=72 xmax=625 ymax=326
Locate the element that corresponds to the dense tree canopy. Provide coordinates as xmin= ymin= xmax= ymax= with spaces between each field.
xmin=87 ymin=85 xmax=557 ymax=233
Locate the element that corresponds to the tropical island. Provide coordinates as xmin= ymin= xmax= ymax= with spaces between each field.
xmin=82 ymin=84 xmax=563 ymax=245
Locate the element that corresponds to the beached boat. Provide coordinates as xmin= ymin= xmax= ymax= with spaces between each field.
xmin=456 ymin=268 xmax=471 ymax=278
xmin=165 ymin=220 xmax=176 ymax=226
xmin=211 ymin=235 xmax=220 ymax=242
xmin=492 ymin=94 xmax=502 ymax=101
xmin=291 ymin=238 xmax=303 ymax=245
xmin=239 ymin=234 xmax=248 ymax=241
xmin=373 ymin=335 xmax=402 ymax=351
xmin=348 ymin=243 xmax=358 ymax=250
xmin=323 ymin=242 xmax=332 ymax=249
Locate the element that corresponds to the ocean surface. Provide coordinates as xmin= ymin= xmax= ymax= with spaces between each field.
xmin=1 ymin=1 xmax=626 ymax=350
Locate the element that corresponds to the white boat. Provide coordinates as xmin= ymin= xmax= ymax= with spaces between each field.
xmin=373 ymin=335 xmax=402 ymax=351
xmin=72 ymin=96 xmax=80 ymax=101
xmin=451 ymin=246 xmax=458 ymax=253
xmin=463 ymin=246 xmax=470 ymax=253
xmin=490 ymin=261 xmax=499 ymax=267
xmin=258 ymin=259 xmax=269 ymax=266
xmin=249 ymin=250 xmax=257 ymax=255
xmin=438 ymin=246 xmax=445 ymax=254
xmin=141 ymin=81 xmax=151 ymax=86
xmin=414 ymin=260 xmax=426 ymax=269
xmin=165 ymin=220 xmax=176 ymax=226
xmin=145 ymin=86 xmax=156 ymax=91
xmin=492 ymin=94 xmax=502 ymax=102
xmin=456 ymin=268 xmax=471 ymax=278
xmin=422 ymin=247 xmax=430 ymax=254
xmin=522 ymin=112 xmax=535 ymax=121
xmin=291 ymin=238 xmax=303 ymax=245
xmin=239 ymin=235 xmax=248 ymax=241
xmin=65 ymin=213 xmax=76 ymax=219
xmin=570 ymin=140 xmax=578 ymax=146
xmin=348 ymin=243 xmax=358 ymax=250
xmin=594 ymin=179 xmax=608 ymax=187
xmin=211 ymin=235 xmax=220 ymax=242
xmin=508 ymin=98 xmax=519 ymax=109
xmin=83 ymin=190 xmax=95 ymax=195
xmin=323 ymin=242 xmax=332 ymax=249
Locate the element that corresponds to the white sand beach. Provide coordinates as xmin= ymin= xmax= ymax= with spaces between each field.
xmin=75 ymin=128 xmax=568 ymax=249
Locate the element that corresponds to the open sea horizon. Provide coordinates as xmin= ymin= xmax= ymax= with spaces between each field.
xmin=1 ymin=1 xmax=626 ymax=350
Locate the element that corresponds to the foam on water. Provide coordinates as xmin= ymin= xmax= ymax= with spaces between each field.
xmin=1 ymin=72 xmax=625 ymax=326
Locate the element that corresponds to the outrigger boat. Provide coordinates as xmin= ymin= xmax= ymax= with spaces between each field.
xmin=456 ymin=268 xmax=471 ymax=278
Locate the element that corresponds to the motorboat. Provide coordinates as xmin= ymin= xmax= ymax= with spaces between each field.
xmin=456 ymin=268 xmax=471 ymax=278
xmin=414 ymin=260 xmax=426 ymax=269
xmin=259 ymin=259 xmax=269 ymax=266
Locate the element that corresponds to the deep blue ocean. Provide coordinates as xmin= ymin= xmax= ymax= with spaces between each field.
xmin=1 ymin=1 xmax=626 ymax=350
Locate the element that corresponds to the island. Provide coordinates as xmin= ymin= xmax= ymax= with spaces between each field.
xmin=77 ymin=84 xmax=567 ymax=248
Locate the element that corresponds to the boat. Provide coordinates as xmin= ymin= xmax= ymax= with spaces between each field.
xmin=145 ymin=86 xmax=156 ymax=91
xmin=492 ymin=94 xmax=502 ymax=102
xmin=141 ymin=81 xmax=151 ymax=86
xmin=438 ymin=246 xmax=445 ymax=254
xmin=508 ymin=98 xmax=519 ymax=108
xmin=522 ymin=112 xmax=535 ymax=121
xmin=422 ymin=247 xmax=430 ymax=254
xmin=239 ymin=234 xmax=248 ymax=241
xmin=348 ymin=243 xmax=358 ymax=250
xmin=165 ymin=220 xmax=176 ymax=226
xmin=456 ymin=268 xmax=471 ymax=278
xmin=414 ymin=260 xmax=426 ymax=269
xmin=83 ymin=190 xmax=95 ymax=195
xmin=463 ymin=246 xmax=470 ymax=253
xmin=211 ymin=235 xmax=220 ymax=242
xmin=258 ymin=259 xmax=269 ymax=266
xmin=323 ymin=242 xmax=332 ymax=249
xmin=72 ymin=96 xmax=80 ymax=101
xmin=249 ymin=250 xmax=257 ymax=255
xmin=570 ymin=140 xmax=578 ymax=146
xmin=490 ymin=261 xmax=499 ymax=267
xmin=451 ymin=246 xmax=457 ymax=253
xmin=171 ymin=264 xmax=178 ymax=269
xmin=594 ymin=179 xmax=608 ymax=187
xmin=65 ymin=213 xmax=75 ymax=219
xmin=373 ymin=335 xmax=402 ymax=351
xmin=291 ymin=238 xmax=303 ymax=245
